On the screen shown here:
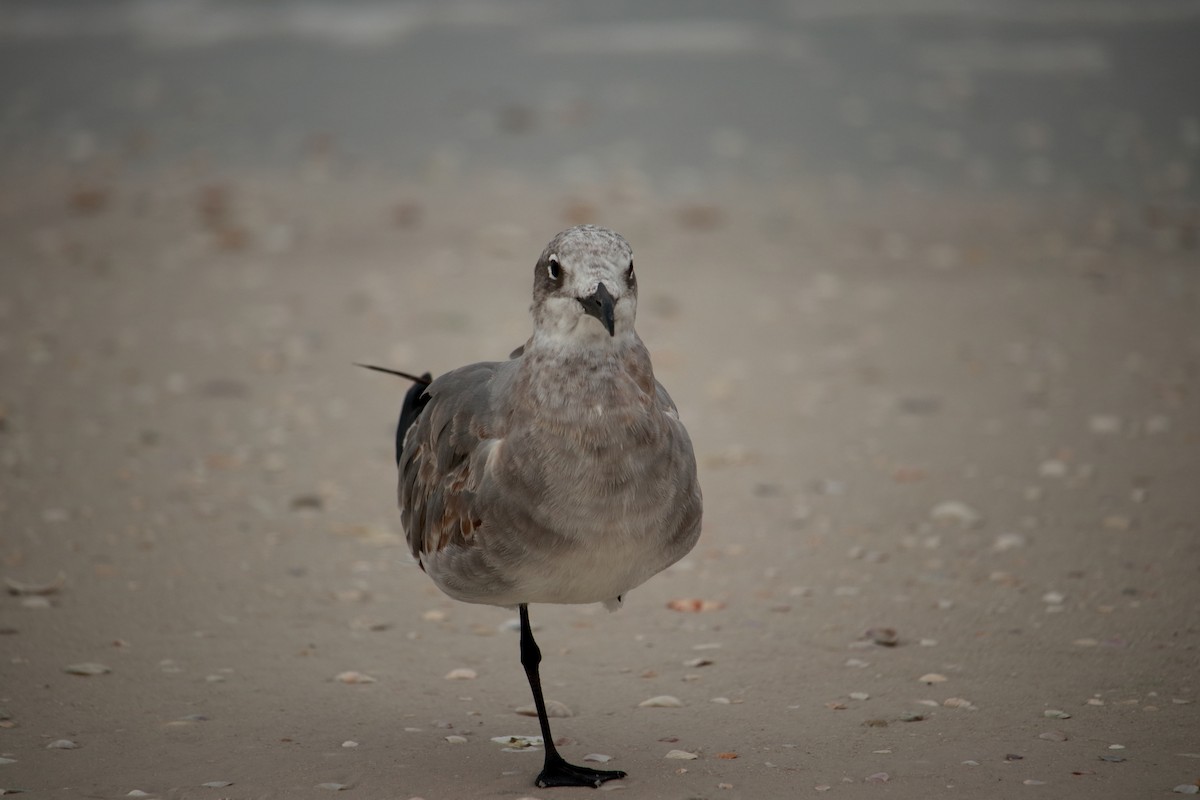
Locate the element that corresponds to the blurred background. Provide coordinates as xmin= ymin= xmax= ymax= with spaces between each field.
xmin=3 ymin=0 xmax=1199 ymax=202
xmin=2 ymin=2 xmax=1199 ymax=796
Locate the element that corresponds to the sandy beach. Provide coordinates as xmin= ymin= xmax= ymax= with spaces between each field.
xmin=1 ymin=3 xmax=1199 ymax=798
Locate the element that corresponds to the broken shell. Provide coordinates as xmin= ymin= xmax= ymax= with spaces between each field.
xmin=46 ymin=739 xmax=79 ymax=749
xmin=64 ymin=662 xmax=112 ymax=676
xmin=863 ymin=627 xmax=898 ymax=646
xmin=667 ymin=598 xmax=725 ymax=612
xmin=515 ymin=700 xmax=572 ymax=718
xmin=664 ymin=750 xmax=699 ymax=760
xmin=4 ymin=572 xmax=67 ymax=596
xmin=929 ymin=501 xmax=982 ymax=527
xmin=334 ymin=671 xmax=377 ymax=684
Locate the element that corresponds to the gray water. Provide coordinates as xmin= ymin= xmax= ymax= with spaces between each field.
xmin=3 ymin=0 xmax=1199 ymax=198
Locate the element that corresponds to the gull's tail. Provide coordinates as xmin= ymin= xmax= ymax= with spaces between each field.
xmin=356 ymin=364 xmax=432 ymax=465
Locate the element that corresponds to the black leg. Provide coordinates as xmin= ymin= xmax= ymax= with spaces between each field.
xmin=518 ymin=604 xmax=627 ymax=789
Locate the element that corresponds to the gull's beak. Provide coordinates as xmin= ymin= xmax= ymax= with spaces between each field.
xmin=578 ymin=283 xmax=616 ymax=337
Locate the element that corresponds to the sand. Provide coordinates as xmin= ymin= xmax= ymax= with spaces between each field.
xmin=0 ymin=168 xmax=1196 ymax=799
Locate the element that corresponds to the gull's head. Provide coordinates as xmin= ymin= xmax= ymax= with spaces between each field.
xmin=531 ymin=225 xmax=637 ymax=345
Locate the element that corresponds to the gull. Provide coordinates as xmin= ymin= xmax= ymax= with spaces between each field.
xmin=361 ymin=224 xmax=702 ymax=788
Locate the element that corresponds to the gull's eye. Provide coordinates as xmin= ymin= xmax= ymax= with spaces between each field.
xmin=625 ymin=261 xmax=635 ymax=282
xmin=547 ymin=255 xmax=562 ymax=282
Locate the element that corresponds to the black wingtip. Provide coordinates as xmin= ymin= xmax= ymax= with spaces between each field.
xmin=395 ymin=374 xmax=432 ymax=466
xmin=356 ymin=364 xmax=432 ymax=465
xmin=355 ymin=363 xmax=432 ymax=385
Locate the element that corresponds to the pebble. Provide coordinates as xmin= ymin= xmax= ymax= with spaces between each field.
xmin=1108 ymin=744 xmax=1126 ymax=750
xmin=639 ymin=695 xmax=684 ymax=708
xmin=444 ymin=735 xmax=468 ymax=744
xmin=1038 ymin=731 xmax=1068 ymax=742
xmin=46 ymin=739 xmax=79 ymax=749
xmin=846 ymin=658 xmax=871 ymax=669
xmin=1023 ymin=779 xmax=1047 ymax=785
xmin=201 ymin=782 xmax=233 ymax=788
xmin=444 ymin=668 xmax=477 ymax=680
xmin=1043 ymin=709 xmax=1071 ymax=719
xmin=682 ymin=657 xmax=713 ymax=668
xmin=334 ymin=671 xmax=376 ymax=684
xmin=1173 ymin=785 xmax=1200 ymax=795
xmin=664 ymin=750 xmax=698 ymax=760
xmin=864 ymin=772 xmax=889 ymax=783
xmin=64 ymin=662 xmax=112 ymax=676
xmin=342 ymin=741 xmax=358 ymax=748
xmin=899 ymin=711 xmax=926 ymax=722
xmin=849 ymin=692 xmax=871 ymax=701
xmin=919 ymin=673 xmax=948 ymax=684
xmin=584 ymin=753 xmax=613 ymax=763
xmin=316 ymin=783 xmax=349 ymax=791
xmin=943 ymin=697 xmax=976 ymax=709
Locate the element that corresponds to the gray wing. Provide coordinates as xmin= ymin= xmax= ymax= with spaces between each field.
xmin=654 ymin=379 xmax=680 ymax=417
xmin=398 ymin=361 xmax=508 ymax=564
